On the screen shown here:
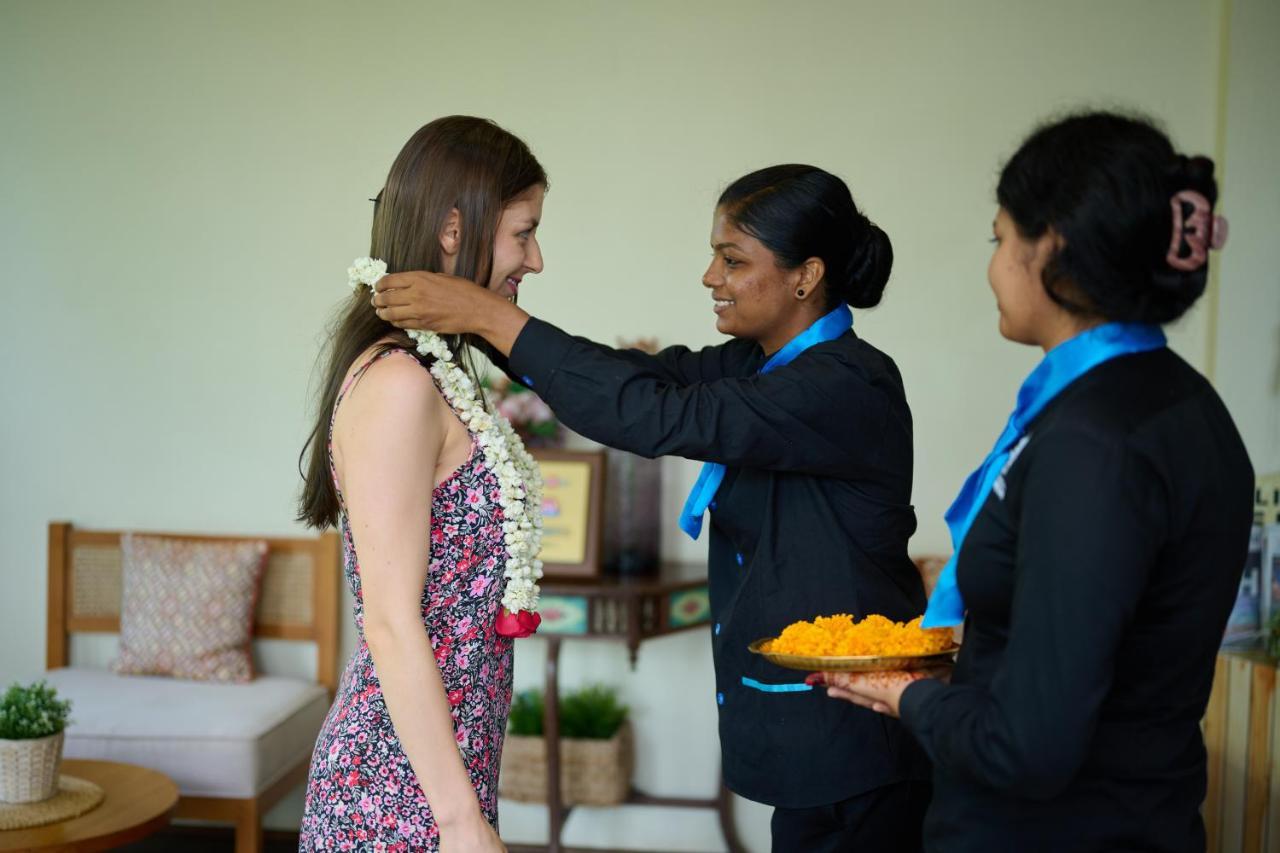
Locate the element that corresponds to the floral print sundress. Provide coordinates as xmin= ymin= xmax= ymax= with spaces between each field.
xmin=300 ymin=349 xmax=515 ymax=851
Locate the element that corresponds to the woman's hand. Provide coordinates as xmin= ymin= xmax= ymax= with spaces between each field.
xmin=439 ymin=810 xmax=506 ymax=853
xmin=371 ymin=271 xmax=491 ymax=335
xmin=372 ymin=271 xmax=530 ymax=355
xmin=815 ymin=667 xmax=951 ymax=718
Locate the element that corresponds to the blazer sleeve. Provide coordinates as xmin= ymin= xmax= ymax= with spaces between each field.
xmin=507 ymin=316 xmax=890 ymax=477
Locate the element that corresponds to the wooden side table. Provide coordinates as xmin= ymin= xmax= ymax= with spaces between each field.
xmin=0 ymin=760 xmax=178 ymax=853
xmin=510 ymin=562 xmax=745 ymax=853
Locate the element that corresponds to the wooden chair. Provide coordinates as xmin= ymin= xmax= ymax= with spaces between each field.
xmin=46 ymin=521 xmax=340 ymax=853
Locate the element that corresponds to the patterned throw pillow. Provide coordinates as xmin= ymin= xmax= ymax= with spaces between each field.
xmin=112 ymin=534 xmax=268 ymax=683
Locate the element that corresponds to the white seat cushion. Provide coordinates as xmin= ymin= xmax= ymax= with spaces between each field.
xmin=44 ymin=668 xmax=330 ymax=798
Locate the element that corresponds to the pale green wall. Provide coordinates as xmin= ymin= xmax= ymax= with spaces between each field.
xmin=1215 ymin=0 xmax=1280 ymax=480
xmin=1 ymin=1 xmax=1271 ymax=848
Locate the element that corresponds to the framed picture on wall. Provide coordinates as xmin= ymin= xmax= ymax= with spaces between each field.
xmin=531 ymin=449 xmax=606 ymax=579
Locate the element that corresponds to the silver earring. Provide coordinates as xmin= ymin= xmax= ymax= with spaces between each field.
xmin=796 ymin=289 xmax=806 ymax=298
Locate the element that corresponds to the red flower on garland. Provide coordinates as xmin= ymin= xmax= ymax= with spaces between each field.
xmin=494 ymin=609 xmax=542 ymax=638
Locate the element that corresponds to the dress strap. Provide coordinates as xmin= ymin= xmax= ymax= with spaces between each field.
xmin=337 ymin=347 xmax=415 ymax=407
xmin=327 ymin=347 xmax=419 ymax=512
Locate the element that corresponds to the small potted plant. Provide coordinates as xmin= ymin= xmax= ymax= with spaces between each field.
xmin=0 ymin=680 xmax=73 ymax=803
xmin=500 ymin=684 xmax=632 ymax=806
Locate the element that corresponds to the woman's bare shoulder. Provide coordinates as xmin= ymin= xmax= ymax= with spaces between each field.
xmin=339 ymin=347 xmax=446 ymax=425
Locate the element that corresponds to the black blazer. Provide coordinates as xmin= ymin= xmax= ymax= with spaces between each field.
xmin=900 ymin=348 xmax=1254 ymax=852
xmin=509 ymin=317 xmax=929 ymax=807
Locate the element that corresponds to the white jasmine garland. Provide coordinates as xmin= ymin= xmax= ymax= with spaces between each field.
xmin=348 ymin=258 xmax=387 ymax=291
xmin=349 ymin=258 xmax=543 ymax=614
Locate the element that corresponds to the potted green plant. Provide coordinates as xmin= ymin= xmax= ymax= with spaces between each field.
xmin=500 ymin=684 xmax=632 ymax=806
xmin=0 ymin=680 xmax=73 ymax=803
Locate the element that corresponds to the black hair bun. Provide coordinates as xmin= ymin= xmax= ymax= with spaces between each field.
xmin=841 ymin=223 xmax=893 ymax=308
xmin=1177 ymin=155 xmax=1218 ymax=195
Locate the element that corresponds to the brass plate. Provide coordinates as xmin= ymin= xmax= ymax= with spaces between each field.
xmin=748 ymin=638 xmax=960 ymax=672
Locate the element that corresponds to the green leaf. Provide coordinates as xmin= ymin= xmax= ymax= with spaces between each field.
xmin=508 ymin=689 xmax=545 ymax=737
xmin=0 ymin=681 xmax=72 ymax=740
xmin=506 ymin=684 xmax=628 ymax=740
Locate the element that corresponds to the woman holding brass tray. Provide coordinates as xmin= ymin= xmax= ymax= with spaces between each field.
xmin=823 ymin=113 xmax=1254 ymax=853
xmin=373 ymin=164 xmax=931 ymax=851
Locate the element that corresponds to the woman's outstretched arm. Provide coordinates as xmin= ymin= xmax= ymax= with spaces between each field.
xmin=372 ymin=272 xmax=890 ymax=477
xmin=372 ymin=271 xmax=757 ymax=386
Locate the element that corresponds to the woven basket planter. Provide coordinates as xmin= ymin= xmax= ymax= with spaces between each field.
xmin=0 ymin=731 xmax=65 ymax=804
xmin=500 ymin=722 xmax=633 ymax=806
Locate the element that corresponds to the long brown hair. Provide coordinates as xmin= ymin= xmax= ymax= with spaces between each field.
xmin=298 ymin=116 xmax=547 ymax=529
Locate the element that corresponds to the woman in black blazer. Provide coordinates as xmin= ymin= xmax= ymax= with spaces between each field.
xmin=824 ymin=112 xmax=1254 ymax=853
xmin=373 ymin=164 xmax=931 ymax=851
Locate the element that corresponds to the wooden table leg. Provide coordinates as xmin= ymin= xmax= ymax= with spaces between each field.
xmin=545 ymin=636 xmax=564 ymax=853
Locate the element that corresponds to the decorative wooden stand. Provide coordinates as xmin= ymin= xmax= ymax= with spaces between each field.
xmin=507 ymin=562 xmax=745 ymax=853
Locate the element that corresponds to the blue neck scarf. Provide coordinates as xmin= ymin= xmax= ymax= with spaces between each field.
xmin=921 ymin=322 xmax=1167 ymax=628
xmin=678 ymin=303 xmax=854 ymax=540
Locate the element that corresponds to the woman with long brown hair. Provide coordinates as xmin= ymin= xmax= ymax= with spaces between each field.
xmin=296 ymin=115 xmax=547 ymax=852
